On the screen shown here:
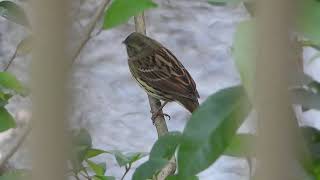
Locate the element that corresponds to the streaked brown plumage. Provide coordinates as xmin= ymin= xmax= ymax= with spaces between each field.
xmin=124 ymin=32 xmax=199 ymax=116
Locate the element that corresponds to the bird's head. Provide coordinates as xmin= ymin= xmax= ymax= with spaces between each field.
xmin=123 ymin=32 xmax=153 ymax=58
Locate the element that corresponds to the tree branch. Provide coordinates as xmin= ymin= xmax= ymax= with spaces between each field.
xmin=0 ymin=125 xmax=31 ymax=174
xmin=3 ymin=47 xmax=18 ymax=71
xmin=71 ymin=0 xmax=111 ymax=65
xmin=134 ymin=13 xmax=176 ymax=179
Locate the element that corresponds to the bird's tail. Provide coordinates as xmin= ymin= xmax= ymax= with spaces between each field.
xmin=179 ymin=98 xmax=199 ymax=113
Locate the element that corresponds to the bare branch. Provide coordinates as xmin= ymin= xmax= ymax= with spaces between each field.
xmin=71 ymin=0 xmax=111 ymax=64
xmin=3 ymin=47 xmax=18 ymax=71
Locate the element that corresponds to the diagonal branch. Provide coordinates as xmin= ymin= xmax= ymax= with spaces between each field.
xmin=134 ymin=13 xmax=176 ymax=180
xmin=71 ymin=0 xmax=111 ymax=64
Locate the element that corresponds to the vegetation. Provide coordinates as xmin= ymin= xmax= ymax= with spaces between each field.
xmin=0 ymin=0 xmax=320 ymax=179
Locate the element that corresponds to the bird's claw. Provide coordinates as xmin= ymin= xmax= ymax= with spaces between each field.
xmin=151 ymin=110 xmax=171 ymax=124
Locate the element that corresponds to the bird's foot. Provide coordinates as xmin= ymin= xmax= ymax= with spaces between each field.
xmin=151 ymin=110 xmax=171 ymax=124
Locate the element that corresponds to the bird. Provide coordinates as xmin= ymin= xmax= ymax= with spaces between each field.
xmin=123 ymin=32 xmax=200 ymax=120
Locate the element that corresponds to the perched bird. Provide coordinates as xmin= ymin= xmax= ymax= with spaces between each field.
xmin=123 ymin=32 xmax=200 ymax=120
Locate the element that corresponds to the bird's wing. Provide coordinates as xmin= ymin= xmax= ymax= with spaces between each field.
xmin=132 ymin=47 xmax=199 ymax=100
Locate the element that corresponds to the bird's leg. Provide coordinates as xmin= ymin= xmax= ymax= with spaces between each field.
xmin=151 ymin=101 xmax=170 ymax=123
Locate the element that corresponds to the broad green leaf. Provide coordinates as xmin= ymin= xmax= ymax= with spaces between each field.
xmin=224 ymin=133 xmax=254 ymax=157
xmin=85 ymin=148 xmax=110 ymax=159
xmin=291 ymin=88 xmax=320 ymax=110
xmin=0 ymin=170 xmax=30 ymax=180
xmin=132 ymin=158 xmax=168 ymax=180
xmin=103 ymin=0 xmax=157 ymax=29
xmin=16 ymin=35 xmax=32 ymax=55
xmin=297 ymin=0 xmax=320 ymax=45
xmin=177 ymin=86 xmax=251 ymax=177
xmin=166 ymin=175 xmax=199 ymax=180
xmin=0 ymin=1 xmax=29 ymax=27
xmin=93 ymin=175 xmax=116 ymax=180
xmin=0 ymin=107 xmax=16 ymax=132
xmin=86 ymin=160 xmax=106 ymax=176
xmin=149 ymin=131 xmax=182 ymax=160
xmin=232 ymin=20 xmax=256 ymax=100
xmin=0 ymin=72 xmax=26 ymax=96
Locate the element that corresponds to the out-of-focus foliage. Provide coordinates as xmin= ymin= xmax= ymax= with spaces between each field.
xmin=103 ymin=0 xmax=157 ymax=29
xmin=0 ymin=107 xmax=15 ymax=132
xmin=297 ymin=0 xmax=320 ymax=45
xmin=0 ymin=1 xmax=29 ymax=27
xmin=0 ymin=72 xmax=26 ymax=132
xmin=0 ymin=170 xmax=30 ymax=180
xmin=177 ymin=86 xmax=250 ymax=178
xmin=133 ymin=86 xmax=251 ymax=179
xmin=70 ymin=129 xmax=146 ymax=180
xmin=232 ymin=20 xmax=256 ymax=99
xmin=0 ymin=72 xmax=26 ymax=96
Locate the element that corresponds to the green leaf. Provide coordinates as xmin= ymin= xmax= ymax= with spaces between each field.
xmin=132 ymin=158 xmax=168 ymax=180
xmin=291 ymin=88 xmax=320 ymax=111
xmin=0 ymin=1 xmax=29 ymax=27
xmin=177 ymin=86 xmax=251 ymax=177
xmin=93 ymin=175 xmax=116 ymax=180
xmin=85 ymin=148 xmax=110 ymax=159
xmin=297 ymin=0 xmax=320 ymax=45
xmin=72 ymin=128 xmax=92 ymax=148
xmin=224 ymin=133 xmax=254 ymax=157
xmin=166 ymin=175 xmax=199 ymax=180
xmin=232 ymin=20 xmax=256 ymax=100
xmin=71 ymin=128 xmax=92 ymax=172
xmin=126 ymin=152 xmax=148 ymax=164
xmin=0 ymin=170 xmax=30 ymax=180
xmin=86 ymin=160 xmax=106 ymax=176
xmin=309 ymin=81 xmax=320 ymax=94
xmin=0 ymin=107 xmax=16 ymax=132
xmin=113 ymin=151 xmax=130 ymax=167
xmin=103 ymin=0 xmax=157 ymax=29
xmin=0 ymin=92 xmax=11 ymax=107
xmin=112 ymin=151 xmax=147 ymax=167
xmin=0 ymin=72 xmax=26 ymax=96
xmin=149 ymin=131 xmax=182 ymax=160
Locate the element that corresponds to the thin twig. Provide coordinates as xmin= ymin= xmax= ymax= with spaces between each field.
xmin=73 ymin=172 xmax=81 ymax=180
xmin=71 ymin=0 xmax=111 ymax=65
xmin=134 ymin=13 xmax=176 ymax=180
xmin=0 ymin=125 xmax=31 ymax=173
xmin=120 ymin=164 xmax=131 ymax=180
xmin=82 ymin=167 xmax=92 ymax=180
xmin=3 ymin=48 xmax=18 ymax=71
